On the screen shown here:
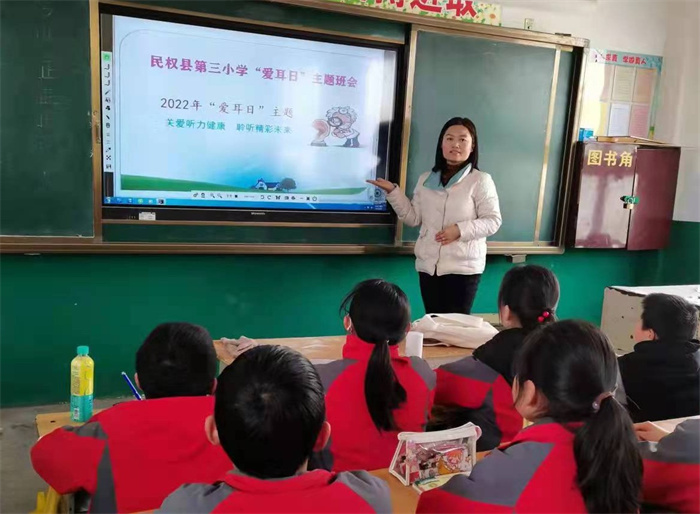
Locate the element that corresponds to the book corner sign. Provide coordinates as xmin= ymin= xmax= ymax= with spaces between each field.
xmin=322 ymin=0 xmax=502 ymax=26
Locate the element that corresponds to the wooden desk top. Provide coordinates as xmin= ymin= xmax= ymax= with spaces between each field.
xmin=214 ymin=335 xmax=473 ymax=368
xmin=36 ymin=411 xmax=104 ymax=438
xmin=369 ymin=452 xmax=488 ymax=513
xmin=38 ymin=410 xmax=697 ymax=441
xmin=655 ymin=415 xmax=700 ymax=433
xmin=370 ymin=469 xmax=418 ymax=514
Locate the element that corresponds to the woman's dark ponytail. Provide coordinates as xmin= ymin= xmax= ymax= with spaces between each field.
xmin=365 ymin=340 xmax=407 ymax=431
xmin=574 ymin=395 xmax=642 ymax=513
xmin=514 ymin=321 xmax=642 ymax=513
xmin=341 ymin=279 xmax=409 ymax=432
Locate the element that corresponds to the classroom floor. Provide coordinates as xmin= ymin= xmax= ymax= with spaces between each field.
xmin=0 ymin=398 xmax=120 ymax=514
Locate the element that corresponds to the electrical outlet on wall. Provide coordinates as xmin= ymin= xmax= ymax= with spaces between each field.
xmin=524 ymin=18 xmax=534 ymax=30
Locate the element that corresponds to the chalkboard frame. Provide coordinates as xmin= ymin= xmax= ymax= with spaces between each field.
xmin=0 ymin=0 xmax=588 ymax=255
xmin=395 ymin=25 xmax=586 ymax=253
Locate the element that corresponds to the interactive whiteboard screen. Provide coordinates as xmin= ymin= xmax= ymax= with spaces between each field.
xmin=100 ymin=12 xmax=398 ymax=216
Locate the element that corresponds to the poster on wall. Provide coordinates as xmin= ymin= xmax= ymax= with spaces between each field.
xmin=322 ymin=0 xmax=501 ymax=26
xmin=580 ymin=50 xmax=663 ymax=139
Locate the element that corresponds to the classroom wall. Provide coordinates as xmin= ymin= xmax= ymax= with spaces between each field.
xmin=635 ymin=1 xmax=700 ymax=287
xmin=655 ymin=0 xmax=699 ymax=224
xmin=499 ymin=0 xmax=669 ymax=54
xmin=501 ymin=1 xmax=699 ymax=288
xmin=1 ymin=0 xmax=695 ymax=408
xmin=501 ymin=0 xmax=699 ymax=225
xmin=0 ymin=250 xmax=646 ymax=407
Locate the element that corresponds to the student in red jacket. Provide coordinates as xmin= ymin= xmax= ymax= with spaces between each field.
xmin=158 ymin=345 xmax=391 ymax=514
xmin=418 ymin=320 xmax=643 ymax=514
xmin=31 ymin=323 xmax=232 ymax=513
xmin=434 ymin=265 xmax=559 ymax=450
xmin=635 ymin=419 xmax=700 ymax=513
xmin=313 ymin=279 xmax=436 ymax=472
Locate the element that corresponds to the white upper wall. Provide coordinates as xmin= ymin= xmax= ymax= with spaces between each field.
xmin=498 ymin=0 xmax=669 ymax=54
xmin=655 ymin=0 xmax=699 ymax=222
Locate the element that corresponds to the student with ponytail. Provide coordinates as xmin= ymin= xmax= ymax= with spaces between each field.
xmin=433 ymin=265 xmax=559 ymax=450
xmin=418 ymin=320 xmax=642 ymax=514
xmin=313 ymin=279 xmax=436 ymax=472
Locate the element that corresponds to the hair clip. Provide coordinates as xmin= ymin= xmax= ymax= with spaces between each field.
xmin=592 ymin=391 xmax=614 ymax=411
xmin=537 ymin=310 xmax=551 ymax=323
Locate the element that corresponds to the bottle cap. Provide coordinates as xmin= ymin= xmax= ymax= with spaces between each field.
xmin=77 ymin=346 xmax=89 ymax=356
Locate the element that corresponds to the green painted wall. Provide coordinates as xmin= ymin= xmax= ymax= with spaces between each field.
xmin=1 ymin=250 xmax=643 ymax=407
xmin=635 ymin=221 xmax=700 ymax=286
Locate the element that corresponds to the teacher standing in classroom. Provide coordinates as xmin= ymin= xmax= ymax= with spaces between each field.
xmin=369 ymin=117 xmax=501 ymax=314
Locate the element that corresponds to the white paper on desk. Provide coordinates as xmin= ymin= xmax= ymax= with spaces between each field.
xmin=608 ymin=103 xmax=632 ymax=136
xmin=411 ymin=314 xmax=497 ymax=349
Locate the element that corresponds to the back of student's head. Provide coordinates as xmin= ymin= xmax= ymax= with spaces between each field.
xmin=498 ymin=265 xmax=560 ymax=332
xmin=514 ymin=320 xmax=642 ymax=513
xmin=341 ymin=279 xmax=410 ymax=432
xmin=641 ymin=293 xmax=698 ymax=340
xmin=214 ymin=345 xmax=325 ymax=479
xmin=135 ymin=322 xmax=217 ymax=399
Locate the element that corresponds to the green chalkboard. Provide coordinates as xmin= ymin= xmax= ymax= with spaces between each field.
xmin=403 ymin=31 xmax=576 ymax=243
xmin=0 ymin=0 xmax=94 ymax=236
xmin=0 ymin=0 xmax=405 ymax=242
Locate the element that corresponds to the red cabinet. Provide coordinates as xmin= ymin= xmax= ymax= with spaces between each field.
xmin=567 ymin=142 xmax=680 ymax=250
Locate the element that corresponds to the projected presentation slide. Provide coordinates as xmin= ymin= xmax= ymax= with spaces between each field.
xmin=100 ymin=13 xmax=398 ymax=212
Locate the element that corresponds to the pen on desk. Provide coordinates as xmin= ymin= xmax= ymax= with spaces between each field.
xmin=121 ymin=372 xmax=143 ymax=400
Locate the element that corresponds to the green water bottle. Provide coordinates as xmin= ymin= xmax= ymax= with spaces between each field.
xmin=70 ymin=346 xmax=94 ymax=422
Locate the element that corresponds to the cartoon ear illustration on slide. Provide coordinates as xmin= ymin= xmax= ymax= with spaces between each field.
xmin=310 ymin=107 xmax=360 ymax=147
xmin=310 ymin=118 xmax=331 ymax=146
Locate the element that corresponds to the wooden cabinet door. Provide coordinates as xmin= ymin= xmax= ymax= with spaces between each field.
xmin=572 ymin=143 xmax=636 ymax=248
xmin=627 ymin=148 xmax=681 ymax=250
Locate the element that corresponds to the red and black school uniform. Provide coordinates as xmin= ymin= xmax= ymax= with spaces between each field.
xmin=157 ymin=469 xmax=391 ymax=514
xmin=31 ymin=396 xmax=232 ymax=513
xmin=417 ymin=420 xmax=587 ymax=513
xmin=618 ymin=338 xmax=700 ymax=422
xmin=639 ymin=418 xmax=700 ymax=513
xmin=313 ymin=333 xmax=436 ymax=472
xmin=434 ymin=329 xmax=525 ymax=450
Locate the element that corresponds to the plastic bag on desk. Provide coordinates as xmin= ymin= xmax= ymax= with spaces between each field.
xmin=411 ymin=313 xmax=498 ymax=349
xmin=389 ymin=422 xmax=481 ymax=487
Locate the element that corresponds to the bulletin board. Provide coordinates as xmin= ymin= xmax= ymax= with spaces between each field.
xmin=579 ymin=49 xmax=663 ymax=139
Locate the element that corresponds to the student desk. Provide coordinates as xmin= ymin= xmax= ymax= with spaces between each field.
xmin=35 ymin=412 xmax=698 ymax=514
xmin=370 ymin=452 xmax=489 ymax=513
xmin=36 ymin=411 xmax=105 ymax=438
xmin=214 ymin=335 xmax=474 ymax=369
xmin=37 ymin=411 xmax=699 ymax=441
xmin=656 ymin=415 xmax=700 ymax=433
xmin=602 ymin=285 xmax=700 ymax=354
xmin=369 ymin=469 xmax=420 ymax=514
